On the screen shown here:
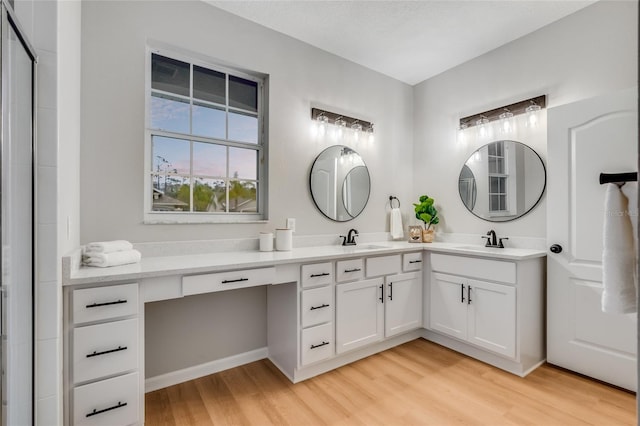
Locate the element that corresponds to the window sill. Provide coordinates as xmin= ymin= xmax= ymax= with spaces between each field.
xmin=144 ymin=213 xmax=267 ymax=225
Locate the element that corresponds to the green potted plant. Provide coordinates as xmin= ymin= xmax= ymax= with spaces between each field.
xmin=414 ymin=195 xmax=439 ymax=242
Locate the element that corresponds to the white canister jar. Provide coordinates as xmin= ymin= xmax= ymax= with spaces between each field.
xmin=259 ymin=232 xmax=274 ymax=252
xmin=275 ymin=228 xmax=293 ymax=251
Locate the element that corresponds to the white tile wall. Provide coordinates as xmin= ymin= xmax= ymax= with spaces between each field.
xmin=36 ymin=338 xmax=58 ymax=400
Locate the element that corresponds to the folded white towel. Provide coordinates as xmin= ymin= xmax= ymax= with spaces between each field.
xmin=390 ymin=207 xmax=404 ymax=240
xmin=602 ymin=183 xmax=637 ymax=314
xmin=84 ymin=240 xmax=133 ymax=254
xmin=83 ymin=249 xmax=142 ymax=268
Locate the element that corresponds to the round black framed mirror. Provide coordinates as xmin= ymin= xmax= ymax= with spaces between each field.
xmin=309 ymin=145 xmax=371 ymax=222
xmin=458 ymin=140 xmax=545 ymax=222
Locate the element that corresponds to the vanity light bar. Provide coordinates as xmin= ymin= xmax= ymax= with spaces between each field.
xmin=311 ymin=108 xmax=374 ymax=133
xmin=459 ymin=95 xmax=546 ymax=129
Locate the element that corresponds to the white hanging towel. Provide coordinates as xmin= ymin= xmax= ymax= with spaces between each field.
xmin=84 ymin=240 xmax=133 ymax=254
xmin=390 ymin=208 xmax=404 ymax=240
xmin=83 ymin=249 xmax=142 ymax=268
xmin=602 ymin=183 xmax=638 ymax=314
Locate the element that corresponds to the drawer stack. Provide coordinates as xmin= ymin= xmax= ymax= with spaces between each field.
xmin=70 ymin=283 xmax=140 ymax=426
xmin=299 ymin=262 xmax=334 ymax=366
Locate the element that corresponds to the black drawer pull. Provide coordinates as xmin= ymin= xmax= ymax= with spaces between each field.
xmin=310 ymin=341 xmax=329 ymax=350
xmin=310 ymin=303 xmax=330 ymax=311
xmin=86 ymin=299 xmax=127 ymax=309
xmin=86 ymin=401 xmax=127 ymax=418
xmin=310 ymin=272 xmax=330 ymax=278
xmin=86 ymin=346 xmax=128 ymax=358
xmin=221 ymin=278 xmax=249 ymax=284
xmin=344 ymin=268 xmax=362 ymax=273
xmin=409 ymin=260 xmax=422 ymax=264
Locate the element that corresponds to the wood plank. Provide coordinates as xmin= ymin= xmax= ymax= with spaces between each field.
xmin=146 ymin=339 xmax=636 ymax=425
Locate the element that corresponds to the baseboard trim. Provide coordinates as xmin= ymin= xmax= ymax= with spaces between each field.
xmin=145 ymin=347 xmax=268 ymax=392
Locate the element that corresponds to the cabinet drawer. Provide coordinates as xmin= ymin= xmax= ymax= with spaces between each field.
xmin=430 ymin=253 xmax=515 ymax=284
xmin=182 ymin=267 xmax=275 ymax=296
xmin=73 ymin=319 xmax=138 ymax=384
xmin=301 ymin=322 xmax=333 ymax=366
xmin=73 ymin=372 xmax=139 ymax=426
xmin=301 ymin=262 xmax=333 ymax=288
xmin=73 ymin=283 xmax=138 ymax=325
xmin=366 ymin=254 xmax=401 ymax=277
xmin=403 ymin=252 xmax=423 ymax=271
xmin=336 ymin=259 xmax=364 ymax=282
xmin=301 ymin=286 xmax=333 ymax=328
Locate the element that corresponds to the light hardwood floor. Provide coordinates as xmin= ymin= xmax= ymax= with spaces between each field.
xmin=146 ymin=339 xmax=636 ymax=425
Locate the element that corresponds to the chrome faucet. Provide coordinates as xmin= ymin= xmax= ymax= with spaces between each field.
xmin=340 ymin=229 xmax=359 ymax=246
xmin=482 ymin=230 xmax=508 ymax=248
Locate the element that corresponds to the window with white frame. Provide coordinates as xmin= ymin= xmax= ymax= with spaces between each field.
xmin=145 ymin=48 xmax=266 ymax=222
xmin=487 ymin=141 xmax=508 ymax=213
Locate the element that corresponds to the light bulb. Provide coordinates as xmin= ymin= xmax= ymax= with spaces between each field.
xmin=526 ymin=103 xmax=541 ymax=128
xmin=458 ymin=122 xmax=468 ymax=143
xmin=499 ymin=111 xmax=514 ymax=134
xmin=351 ymin=122 xmax=362 ymax=142
xmin=476 ymin=117 xmax=491 ymax=140
xmin=316 ymin=114 xmax=329 ymax=137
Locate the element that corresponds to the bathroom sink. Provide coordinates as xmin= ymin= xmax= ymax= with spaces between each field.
xmin=454 ymin=245 xmax=505 ymax=253
xmin=342 ymin=244 xmax=390 ymax=252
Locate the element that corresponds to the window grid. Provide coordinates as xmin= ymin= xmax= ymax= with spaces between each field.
xmin=147 ymin=50 xmax=264 ymax=217
xmin=487 ymin=141 xmax=508 ymax=213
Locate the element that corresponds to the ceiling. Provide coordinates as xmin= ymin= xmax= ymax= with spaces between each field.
xmin=206 ymin=0 xmax=597 ymax=85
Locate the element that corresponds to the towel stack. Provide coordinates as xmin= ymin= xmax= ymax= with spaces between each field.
xmin=82 ymin=240 xmax=141 ymax=268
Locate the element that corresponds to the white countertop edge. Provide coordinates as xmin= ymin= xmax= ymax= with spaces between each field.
xmin=63 ymin=241 xmax=546 ymax=286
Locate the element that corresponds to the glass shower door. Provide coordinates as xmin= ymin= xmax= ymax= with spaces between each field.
xmin=1 ymin=5 xmax=36 ymax=425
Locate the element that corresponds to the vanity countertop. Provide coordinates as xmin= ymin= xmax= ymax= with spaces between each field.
xmin=64 ymin=241 xmax=546 ymax=286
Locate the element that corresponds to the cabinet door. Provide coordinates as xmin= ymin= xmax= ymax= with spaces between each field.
xmin=467 ymin=279 xmax=516 ymax=358
xmin=429 ymin=273 xmax=467 ymax=340
xmin=385 ymin=272 xmax=422 ymax=338
xmin=336 ymin=278 xmax=384 ymax=354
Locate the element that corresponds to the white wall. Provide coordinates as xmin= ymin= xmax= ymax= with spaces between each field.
xmin=80 ymin=0 xmax=414 ymax=244
xmin=413 ymin=0 xmax=637 ymax=239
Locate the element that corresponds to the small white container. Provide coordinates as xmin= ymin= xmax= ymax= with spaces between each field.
xmin=259 ymin=232 xmax=274 ymax=252
xmin=275 ymin=228 xmax=293 ymax=251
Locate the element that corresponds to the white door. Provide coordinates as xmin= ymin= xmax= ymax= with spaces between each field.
xmin=547 ymin=88 xmax=637 ymax=391
xmin=467 ymin=279 xmax=516 ymax=358
xmin=384 ymin=272 xmax=422 ymax=338
xmin=429 ymin=272 xmax=467 ymax=340
xmin=335 ymin=278 xmax=384 ymax=354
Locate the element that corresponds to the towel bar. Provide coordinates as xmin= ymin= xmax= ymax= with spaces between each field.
xmin=599 ymin=172 xmax=637 ymax=186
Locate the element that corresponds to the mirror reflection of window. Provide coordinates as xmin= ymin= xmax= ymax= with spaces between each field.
xmin=459 ymin=141 xmax=545 ymax=222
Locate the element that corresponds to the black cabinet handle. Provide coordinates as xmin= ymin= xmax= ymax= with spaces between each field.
xmin=86 ymin=346 xmax=127 ymax=358
xmin=379 ymin=284 xmax=384 ymax=303
xmin=344 ymin=268 xmax=362 ymax=273
xmin=221 ymin=278 xmax=249 ymax=284
xmin=409 ymin=260 xmax=422 ymax=264
xmin=310 ymin=341 xmax=329 ymax=350
xmin=388 ymin=282 xmax=393 ymax=301
xmin=86 ymin=401 xmax=128 ymax=418
xmin=310 ymin=272 xmax=330 ymax=278
xmin=86 ymin=299 xmax=126 ymax=309
xmin=468 ymin=286 xmax=472 ymax=305
xmin=310 ymin=303 xmax=330 ymax=311
xmin=460 ymin=284 xmax=465 ymax=303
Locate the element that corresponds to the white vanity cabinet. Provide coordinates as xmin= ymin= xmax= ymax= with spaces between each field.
xmin=425 ymin=252 xmax=545 ymax=376
xmin=336 ymin=253 xmax=423 ymax=353
xmin=268 ymin=252 xmax=424 ymax=383
xmin=430 ymin=272 xmax=515 ymax=357
xmin=65 ymin=282 xmax=141 ymax=426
